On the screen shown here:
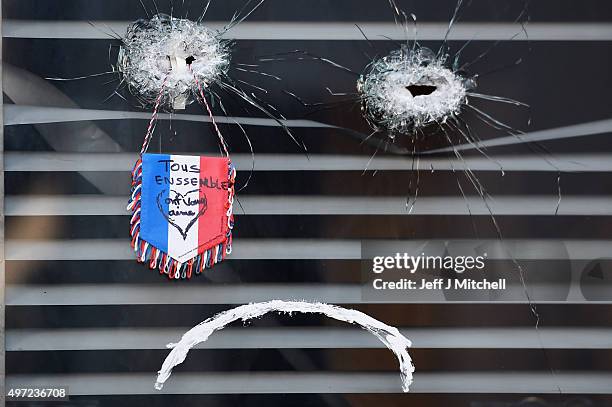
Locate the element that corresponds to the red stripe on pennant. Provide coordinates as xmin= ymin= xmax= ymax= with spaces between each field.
xmin=197 ymin=156 xmax=230 ymax=254
xmin=198 ymin=155 xmax=208 ymax=251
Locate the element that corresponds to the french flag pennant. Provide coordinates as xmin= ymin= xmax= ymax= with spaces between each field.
xmin=127 ymin=153 xmax=236 ymax=280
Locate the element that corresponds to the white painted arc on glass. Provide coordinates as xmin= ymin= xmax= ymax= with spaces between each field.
xmin=155 ymin=300 xmax=414 ymax=392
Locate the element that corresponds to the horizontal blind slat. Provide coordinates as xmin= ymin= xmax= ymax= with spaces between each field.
xmin=4 ymin=284 xmax=605 ymax=305
xmin=6 ymin=21 xmax=611 ymax=40
xmin=427 ymin=118 xmax=612 ymax=153
xmin=7 ymin=327 xmax=612 ymax=350
xmin=5 ymin=239 xmax=611 ymax=260
xmin=3 ymin=104 xmax=331 ymax=128
xmin=7 ymin=372 xmax=612 ymax=394
xmin=7 ymin=195 xmax=612 ymax=216
xmin=8 ymin=152 xmax=610 ymax=172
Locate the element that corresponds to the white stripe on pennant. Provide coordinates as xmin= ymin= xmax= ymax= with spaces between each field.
xmin=167 ymin=155 xmax=201 ymax=263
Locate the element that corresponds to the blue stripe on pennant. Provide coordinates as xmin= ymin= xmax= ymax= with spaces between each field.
xmin=140 ymin=153 xmax=170 ymax=254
